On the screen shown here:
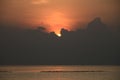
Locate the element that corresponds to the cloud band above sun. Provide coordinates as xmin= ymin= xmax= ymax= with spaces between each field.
xmin=31 ymin=0 xmax=48 ymax=4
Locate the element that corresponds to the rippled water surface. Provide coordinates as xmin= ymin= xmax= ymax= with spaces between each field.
xmin=0 ymin=66 xmax=120 ymax=80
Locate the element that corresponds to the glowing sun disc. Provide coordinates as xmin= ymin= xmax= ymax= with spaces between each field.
xmin=57 ymin=33 xmax=62 ymax=37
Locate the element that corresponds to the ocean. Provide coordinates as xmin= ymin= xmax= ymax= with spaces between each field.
xmin=0 ymin=65 xmax=120 ymax=80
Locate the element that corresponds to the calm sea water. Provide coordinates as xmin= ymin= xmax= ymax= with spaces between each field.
xmin=0 ymin=65 xmax=120 ymax=80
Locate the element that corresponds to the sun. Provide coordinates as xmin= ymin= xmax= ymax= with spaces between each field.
xmin=56 ymin=33 xmax=62 ymax=37
xmin=43 ymin=11 xmax=69 ymax=37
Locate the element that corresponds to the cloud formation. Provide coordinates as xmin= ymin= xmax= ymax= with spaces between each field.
xmin=31 ymin=0 xmax=48 ymax=4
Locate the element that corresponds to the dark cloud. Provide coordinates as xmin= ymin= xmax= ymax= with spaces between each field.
xmin=0 ymin=17 xmax=120 ymax=65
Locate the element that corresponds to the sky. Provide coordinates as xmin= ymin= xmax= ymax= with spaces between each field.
xmin=0 ymin=0 xmax=119 ymax=34
xmin=0 ymin=0 xmax=120 ymax=65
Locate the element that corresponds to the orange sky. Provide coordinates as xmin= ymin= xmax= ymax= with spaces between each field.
xmin=0 ymin=0 xmax=119 ymax=34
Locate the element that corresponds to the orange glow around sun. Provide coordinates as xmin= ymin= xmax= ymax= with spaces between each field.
xmin=42 ymin=11 xmax=71 ymax=36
